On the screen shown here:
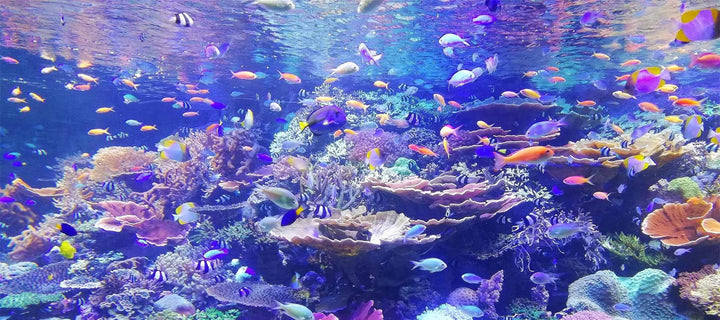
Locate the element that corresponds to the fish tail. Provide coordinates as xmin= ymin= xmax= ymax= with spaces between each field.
xmin=493 ymin=152 xmax=506 ymax=171
xmin=299 ymin=121 xmax=309 ymax=131
xmin=587 ymin=174 xmax=596 ymax=185
xmin=277 ymin=70 xmax=283 ymax=79
xmin=410 ymin=260 xmax=420 ymax=270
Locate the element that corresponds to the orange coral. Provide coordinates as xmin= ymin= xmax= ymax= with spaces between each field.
xmin=89 ymin=147 xmax=156 ymax=181
xmin=641 ymin=196 xmax=720 ymax=246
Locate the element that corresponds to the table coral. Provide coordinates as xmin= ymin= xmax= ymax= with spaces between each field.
xmin=641 ymin=196 xmax=720 ymax=246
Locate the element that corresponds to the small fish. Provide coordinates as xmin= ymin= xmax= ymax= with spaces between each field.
xmin=530 ymin=272 xmax=559 ymax=285
xmin=525 ymin=118 xmax=566 ymax=140
xmin=519 ymin=89 xmax=541 ymax=99
xmin=459 ymin=305 xmax=484 ymax=317
xmin=174 ymin=202 xmax=199 ymax=224
xmin=290 ymin=272 xmax=301 ymax=289
xmin=140 ymin=125 xmax=158 ymax=132
xmin=612 ymin=91 xmax=636 ymax=99
xmin=151 ymin=269 xmax=167 ymax=282
xmin=169 ymin=12 xmax=194 ymax=27
xmin=593 ymin=191 xmax=611 ymax=201
xmin=231 ymin=70 xmax=257 ymax=80
xmin=548 ymin=222 xmax=587 ymax=239
xmin=673 ymin=8 xmax=720 ymax=44
xmin=1 ymin=56 xmax=19 ymax=64
xmin=591 ymin=52 xmax=611 ymax=60
xmin=277 ymin=71 xmax=301 ymax=84
xmin=238 ymin=286 xmax=252 ymax=297
xmin=95 ymin=107 xmax=114 ymax=113
xmin=461 ymin=273 xmax=483 ymax=284
xmin=493 ymin=146 xmax=553 ymax=171
xmin=408 ymin=144 xmax=437 ymax=157
xmin=280 ymin=206 xmax=305 ymax=226
xmin=58 ymin=240 xmax=76 ymax=259
xmin=674 ymin=248 xmax=692 ymax=256
xmin=312 ymin=205 xmax=332 ymax=219
xmin=438 ymin=33 xmax=470 ymax=48
xmin=440 ymin=125 xmax=462 ymax=138
xmin=204 ymin=248 xmax=229 ymax=260
xmin=88 ymin=128 xmax=110 ymax=136
xmin=0 ymin=196 xmax=15 ymax=203
xmin=41 ymin=66 xmax=58 ymax=74
xmin=403 ymin=225 xmax=426 ymax=243
xmin=410 ymin=258 xmax=447 ymax=273
xmin=102 ymin=181 xmax=115 ymax=192
xmin=56 ymin=223 xmax=77 ymax=236
xmin=366 ymin=148 xmax=385 ymax=170
xmin=257 ymin=153 xmax=273 ymax=163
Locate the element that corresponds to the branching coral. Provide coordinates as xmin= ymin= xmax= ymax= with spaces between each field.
xmin=89 ymin=147 xmax=156 ymax=182
xmin=601 ymin=232 xmax=670 ymax=266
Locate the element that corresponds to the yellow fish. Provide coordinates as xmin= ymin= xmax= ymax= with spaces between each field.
xmin=315 ymin=96 xmax=333 ymax=103
xmin=7 ymin=97 xmax=26 ymax=103
xmin=477 ymin=120 xmax=494 ymax=128
xmin=519 ymin=89 xmax=541 ymax=99
xmin=121 ymin=79 xmax=139 ymax=90
xmin=19 ymin=106 xmax=30 ymax=113
xmin=346 ymin=100 xmax=368 ymax=112
xmin=96 ymin=107 xmax=115 ymax=113
xmin=323 ymin=77 xmax=338 ymax=84
xmin=29 ymin=92 xmax=45 ymax=102
xmin=433 ymin=93 xmax=446 ymax=106
xmin=59 ymin=240 xmax=76 ymax=259
xmin=664 ymin=115 xmax=684 ymax=123
xmin=591 ymin=52 xmax=611 ymax=60
xmin=140 ymin=125 xmax=158 ymax=131
xmin=88 ymin=128 xmax=110 ymax=136
xmin=76 ymin=60 xmax=93 ymax=68
xmin=11 ymin=86 xmax=21 ymax=96
xmin=78 ymin=73 xmax=99 ymax=83
xmin=373 ymin=80 xmax=390 ymax=90
xmin=343 ymin=129 xmax=357 ymax=135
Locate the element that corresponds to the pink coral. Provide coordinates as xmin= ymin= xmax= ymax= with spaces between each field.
xmin=447 ymin=287 xmax=479 ymax=306
xmin=93 ymin=200 xmax=188 ymax=246
xmin=351 ymin=300 xmax=383 ymax=320
xmin=345 ymin=129 xmax=411 ymax=165
xmin=562 ymin=310 xmax=613 ymax=320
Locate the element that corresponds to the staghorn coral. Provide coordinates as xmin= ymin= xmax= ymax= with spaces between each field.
xmin=641 ymin=196 xmax=720 ymax=247
xmin=89 ymin=146 xmax=156 ymax=181
xmin=205 ymin=281 xmax=305 ymax=307
xmin=269 ymin=206 xmax=440 ymax=256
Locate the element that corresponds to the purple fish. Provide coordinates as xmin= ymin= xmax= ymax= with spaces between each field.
xmin=525 ymin=118 xmax=566 ymax=140
xmin=210 ymin=101 xmax=226 ymax=110
xmin=276 ymin=118 xmax=288 ymax=124
xmin=475 ymin=145 xmax=494 ymax=158
xmin=580 ymin=11 xmax=601 ymax=25
xmin=301 ymin=105 xmax=347 ymax=135
xmin=257 ymin=153 xmax=273 ymax=163
xmin=135 ymin=172 xmax=153 ymax=182
xmin=3 ymin=152 xmax=20 ymax=160
xmin=0 ymin=196 xmax=15 ymax=203
xmin=12 ymin=161 xmax=24 ymax=167
xmin=551 ymin=185 xmax=564 ymax=196
xmin=25 ymin=199 xmax=36 ymax=206
xmin=625 ymin=67 xmax=671 ymax=95
xmin=358 ymin=43 xmax=382 ymax=66
xmin=631 ymin=124 xmax=653 ymax=140
xmin=203 ymin=248 xmax=229 ymax=260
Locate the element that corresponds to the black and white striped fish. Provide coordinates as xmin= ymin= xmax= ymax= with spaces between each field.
xmin=599 ymin=146 xmax=618 ymax=158
xmin=196 ymin=260 xmax=216 ymax=274
xmin=511 ymin=212 xmax=540 ymax=232
xmin=406 ymin=113 xmax=421 ymax=126
xmin=170 ymin=13 xmax=194 ymax=27
xmin=102 ymin=181 xmax=115 ymax=193
xmin=706 ymin=143 xmax=719 ymax=152
xmin=151 ymin=269 xmax=167 ymax=282
xmin=313 ymin=205 xmax=332 ymax=219
xmin=214 ymin=275 xmax=225 ymax=283
xmin=620 ymin=140 xmax=630 ymax=149
xmin=298 ymin=193 xmax=310 ymax=204
xmin=215 ymin=194 xmax=230 ymax=204
xmin=456 ymin=174 xmax=481 ymax=185
xmin=238 ymin=286 xmax=252 ymax=297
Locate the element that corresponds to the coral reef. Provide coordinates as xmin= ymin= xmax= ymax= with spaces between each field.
xmin=0 ymin=261 xmax=74 ymax=294
xmin=641 ymin=196 xmax=720 ymax=246
xmin=417 ymin=304 xmax=472 ymax=320
xmin=345 ymin=129 xmax=411 ymax=165
xmin=667 ymin=177 xmax=703 ymax=200
xmin=676 ymin=265 xmax=720 ymax=316
xmin=89 ymin=146 xmax=156 ymax=181
xmin=205 ymin=281 xmax=305 ymax=307
xmin=0 ymin=292 xmax=64 ymax=309
xmin=93 ymin=200 xmax=189 ymax=246
xmin=566 ymin=269 xmax=682 ymax=320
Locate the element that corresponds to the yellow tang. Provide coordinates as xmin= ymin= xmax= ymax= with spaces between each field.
xmin=59 ymin=240 xmax=76 ymax=259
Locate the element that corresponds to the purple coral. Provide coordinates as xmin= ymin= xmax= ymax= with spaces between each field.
xmin=477 ymin=270 xmax=503 ymax=319
xmin=351 ymin=300 xmax=384 ymax=320
xmin=345 ymin=129 xmax=410 ymax=165
xmin=447 ymin=287 xmax=480 ymax=306
xmin=563 ymin=310 xmax=613 ymax=320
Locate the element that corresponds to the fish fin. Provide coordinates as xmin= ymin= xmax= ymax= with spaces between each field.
xmin=493 ymin=152 xmax=506 ymax=171
xmin=410 ymin=260 xmax=420 ymax=270
xmin=277 ymin=70 xmax=284 ymax=79
xmin=587 ymin=174 xmax=596 ymax=185
xmin=299 ymin=121 xmax=309 ymax=131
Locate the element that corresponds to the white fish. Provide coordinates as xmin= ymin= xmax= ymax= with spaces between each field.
xmin=330 ymin=62 xmax=360 ymax=76
xmin=269 ymin=102 xmax=282 ymax=112
xmin=125 ymin=119 xmax=143 ymax=126
xmin=174 ymin=202 xmax=199 ymax=224
xmin=410 ymin=258 xmax=447 ymax=273
xmin=443 ymin=47 xmax=456 ymax=58
xmin=242 ymin=109 xmax=254 ymax=129
xmin=438 ymin=33 xmax=469 ymax=48
xmin=357 ymin=0 xmax=385 ymax=13
xmin=403 ymin=225 xmax=426 ymax=243
xmin=253 ymin=0 xmax=295 ymax=11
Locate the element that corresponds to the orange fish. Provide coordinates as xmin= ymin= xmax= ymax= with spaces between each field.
xmin=493 ymin=146 xmax=554 ymax=171
xmin=620 ymin=59 xmax=641 ymax=67
xmin=161 ymin=97 xmax=176 ymax=102
xmin=666 ymin=65 xmax=686 ymax=72
xmin=549 ymin=76 xmax=566 ymax=83
xmin=206 ymin=123 xmax=221 ymax=133
xmin=668 ymin=95 xmax=678 ymax=102
xmin=593 ymin=191 xmax=611 ymax=201
xmin=673 ymin=97 xmax=707 ymax=107
xmin=278 ymin=71 xmax=301 ymax=84
xmin=637 ymin=102 xmax=662 ymax=113
xmin=73 ymin=84 xmax=91 ymax=91
xmin=1 ymin=56 xmax=20 ymax=64
xmin=187 ymin=89 xmax=209 ymax=94
xmin=333 ymin=130 xmax=344 ymax=138
xmin=523 ymin=71 xmax=539 ymax=77
xmin=546 ymin=66 xmax=560 ymax=72
xmin=189 ymin=97 xmax=206 ymax=102
xmin=140 ymin=125 xmax=157 ymax=131
xmin=408 ymin=144 xmax=438 ymax=157
xmin=591 ymin=52 xmax=610 ymax=60
xmin=615 ymin=74 xmax=630 ymax=81
xmin=448 ymin=101 xmax=463 ymax=109
xmin=576 ymin=100 xmax=596 ymax=107
xmin=231 ymin=70 xmax=257 ymax=80
xmin=433 ymin=94 xmax=446 ymax=106
xmin=563 ymin=174 xmax=595 ymax=185
xmin=611 ymin=124 xmax=624 ymax=135
xmin=121 ymin=79 xmax=139 ymax=90
xmin=373 ymin=81 xmax=390 ymax=90
xmin=182 ymin=111 xmax=200 ymax=117
xmin=343 ymin=129 xmax=357 ymax=135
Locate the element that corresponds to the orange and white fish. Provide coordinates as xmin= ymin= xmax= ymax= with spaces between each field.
xmin=501 ymin=91 xmax=519 ymax=98
xmin=346 ymin=100 xmax=369 ymax=113
xmin=121 ymin=79 xmax=139 ymax=90
xmin=549 ymin=76 xmax=566 ymax=83
xmin=433 ymin=93 xmax=446 ymax=106
xmin=591 ymin=52 xmax=610 ymax=60
xmin=373 ymin=80 xmax=390 ymax=90
xmin=637 ymin=102 xmax=661 ymax=113
xmin=448 ymin=101 xmax=463 ymax=109
xmin=520 ymin=89 xmax=541 ymax=99
xmin=78 ymin=73 xmax=99 ymax=83
xmin=95 ymin=107 xmax=115 ymax=113
xmin=88 ymin=128 xmax=110 ymax=135
xmin=182 ymin=111 xmax=200 ymax=117
xmin=563 ymin=174 xmax=595 ymax=185
xmin=522 ymin=71 xmax=538 ymax=77
xmin=278 ymin=71 xmax=301 ymax=84
xmin=1 ymin=56 xmax=19 ymax=64
xmin=11 ymin=86 xmax=20 ymax=96
xmin=615 ymin=74 xmax=631 ymax=81
xmin=29 ymin=93 xmax=45 ymax=102
xmin=189 ymin=97 xmax=206 ymax=103
xmin=231 ymin=70 xmax=257 ymax=80
xmin=333 ymin=130 xmax=344 ymax=138
xmin=593 ymin=191 xmax=611 ymax=201
xmin=546 ymin=66 xmax=560 ymax=72
xmin=620 ymin=59 xmax=641 ymax=67
xmin=140 ymin=125 xmax=158 ymax=131
xmin=73 ymin=84 xmax=92 ymax=91
xmin=408 ymin=144 xmax=438 ymax=157
xmin=162 ymin=97 xmax=176 ymax=102
xmin=493 ymin=146 xmax=554 ymax=171
xmin=576 ymin=100 xmax=596 ymax=106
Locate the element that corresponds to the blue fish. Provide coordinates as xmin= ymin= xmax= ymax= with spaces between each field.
xmin=257 ymin=153 xmax=273 ymax=163
xmin=631 ymin=124 xmax=653 ymax=140
xmin=299 ymin=105 xmax=347 ymax=135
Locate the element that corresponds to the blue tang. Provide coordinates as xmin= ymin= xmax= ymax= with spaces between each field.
xmin=299 ymin=105 xmax=347 ymax=135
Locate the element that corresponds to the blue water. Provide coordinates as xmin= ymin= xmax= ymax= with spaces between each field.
xmin=1 ymin=0 xmax=720 ymax=319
